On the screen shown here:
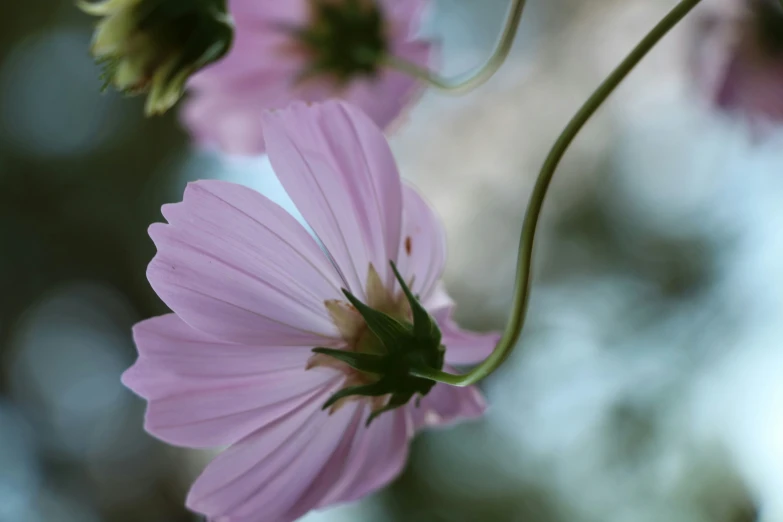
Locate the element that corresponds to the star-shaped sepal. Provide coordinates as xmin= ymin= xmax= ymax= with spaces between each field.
xmin=313 ymin=262 xmax=444 ymax=425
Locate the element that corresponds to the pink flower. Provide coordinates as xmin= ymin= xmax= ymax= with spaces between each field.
xmin=182 ymin=0 xmax=433 ymax=155
xmin=693 ymin=0 xmax=783 ymax=126
xmin=123 ymin=100 xmax=498 ymax=522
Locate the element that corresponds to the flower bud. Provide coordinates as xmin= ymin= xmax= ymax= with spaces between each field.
xmin=79 ymin=0 xmax=233 ymax=115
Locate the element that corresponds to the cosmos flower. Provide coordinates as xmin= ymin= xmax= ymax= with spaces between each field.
xmin=122 ymin=100 xmax=498 ymax=522
xmin=693 ymin=0 xmax=783 ymax=126
xmin=182 ymin=0 xmax=433 ymax=155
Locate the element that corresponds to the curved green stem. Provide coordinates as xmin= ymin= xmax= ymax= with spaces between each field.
xmin=414 ymin=0 xmax=703 ymax=387
xmin=385 ymin=0 xmax=527 ymax=93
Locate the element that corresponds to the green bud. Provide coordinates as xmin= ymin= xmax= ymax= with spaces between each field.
xmin=79 ymin=0 xmax=234 ymax=115
xmin=315 ymin=261 xmax=445 ymax=426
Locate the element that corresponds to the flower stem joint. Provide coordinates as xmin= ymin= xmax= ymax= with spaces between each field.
xmin=79 ymin=0 xmax=234 ymax=115
xmin=314 ymin=262 xmax=445 ymax=426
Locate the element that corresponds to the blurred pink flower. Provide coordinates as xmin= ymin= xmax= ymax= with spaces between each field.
xmin=123 ymin=100 xmax=497 ymax=522
xmin=693 ymin=0 xmax=783 ymax=126
xmin=182 ymin=0 xmax=432 ymax=155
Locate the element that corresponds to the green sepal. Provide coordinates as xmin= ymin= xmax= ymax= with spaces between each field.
xmin=311 ymin=348 xmax=386 ymax=374
xmin=314 ymin=262 xmax=448 ymax=424
xmin=341 ymin=288 xmax=411 ymax=350
xmin=390 ymin=261 xmax=441 ymax=345
xmin=366 ymin=392 xmax=413 ymax=426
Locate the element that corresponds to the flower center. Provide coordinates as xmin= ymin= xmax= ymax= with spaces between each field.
xmin=290 ymin=0 xmax=388 ymax=85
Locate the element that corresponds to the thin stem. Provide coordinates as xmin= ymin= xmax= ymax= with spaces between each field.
xmin=386 ymin=0 xmax=527 ymax=93
xmin=415 ymin=0 xmax=704 ymax=387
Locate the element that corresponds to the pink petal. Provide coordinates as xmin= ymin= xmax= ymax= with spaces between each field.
xmin=409 ymin=371 xmax=486 ymax=430
xmin=382 ymin=0 xmax=431 ymax=30
xmin=187 ymin=28 xmax=299 ymax=92
xmin=187 ymin=387 xmax=361 ymax=521
xmin=277 ymin=407 xmax=366 ymax=521
xmin=395 ymin=184 xmax=446 ymax=301
xmin=344 ymin=39 xmax=432 ymax=134
xmin=423 ymin=281 xmax=454 ymax=310
xmin=433 ymin=306 xmax=500 ymax=366
xmin=183 ymin=23 xmax=304 ymax=156
xmin=316 ymin=408 xmax=412 ymax=507
xmin=122 ymin=315 xmax=338 ymax=448
xmin=182 ymin=78 xmax=297 ymax=156
xmin=263 ymin=101 xmax=404 ymax=299
xmin=180 ymin=2 xmax=305 ymax=155
xmin=227 ymin=0 xmax=306 ymax=22
xmin=147 ymin=180 xmax=344 ymax=345
xmin=348 ymin=0 xmax=433 ymax=132
xmin=125 ymin=315 xmax=313 ymax=382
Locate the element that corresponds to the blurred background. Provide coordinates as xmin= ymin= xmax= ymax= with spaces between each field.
xmin=1 ymin=0 xmax=781 ymax=520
